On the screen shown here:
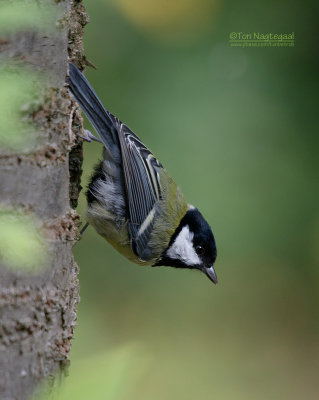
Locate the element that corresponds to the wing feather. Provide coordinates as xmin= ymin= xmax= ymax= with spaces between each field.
xmin=117 ymin=123 xmax=163 ymax=259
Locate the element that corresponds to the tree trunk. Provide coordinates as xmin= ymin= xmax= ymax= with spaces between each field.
xmin=0 ymin=1 xmax=88 ymax=399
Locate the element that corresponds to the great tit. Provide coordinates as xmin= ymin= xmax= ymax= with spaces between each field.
xmin=67 ymin=63 xmax=218 ymax=284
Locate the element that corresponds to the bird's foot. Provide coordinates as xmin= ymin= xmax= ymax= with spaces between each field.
xmin=80 ymin=129 xmax=102 ymax=143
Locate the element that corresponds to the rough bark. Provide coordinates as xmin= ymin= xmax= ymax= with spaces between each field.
xmin=0 ymin=1 xmax=88 ymax=399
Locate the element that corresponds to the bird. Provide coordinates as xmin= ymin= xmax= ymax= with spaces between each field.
xmin=66 ymin=63 xmax=218 ymax=284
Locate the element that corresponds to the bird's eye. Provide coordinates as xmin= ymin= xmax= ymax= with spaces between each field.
xmin=195 ymin=245 xmax=205 ymax=256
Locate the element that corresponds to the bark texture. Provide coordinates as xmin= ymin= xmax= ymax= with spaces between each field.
xmin=0 ymin=1 xmax=88 ymax=399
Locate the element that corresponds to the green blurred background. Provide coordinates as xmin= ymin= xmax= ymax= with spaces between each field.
xmin=69 ymin=0 xmax=319 ymax=399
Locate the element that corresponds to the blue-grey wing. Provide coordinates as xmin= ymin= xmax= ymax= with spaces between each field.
xmin=115 ymin=120 xmax=163 ymax=260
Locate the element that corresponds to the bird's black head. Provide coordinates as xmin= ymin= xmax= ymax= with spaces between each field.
xmin=155 ymin=207 xmax=218 ymax=284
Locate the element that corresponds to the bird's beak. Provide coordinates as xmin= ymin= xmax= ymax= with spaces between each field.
xmin=204 ymin=266 xmax=218 ymax=285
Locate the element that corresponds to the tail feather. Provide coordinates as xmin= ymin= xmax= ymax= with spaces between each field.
xmin=66 ymin=63 xmax=120 ymax=158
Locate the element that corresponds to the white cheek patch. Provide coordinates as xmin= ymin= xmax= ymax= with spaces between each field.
xmin=166 ymin=225 xmax=201 ymax=266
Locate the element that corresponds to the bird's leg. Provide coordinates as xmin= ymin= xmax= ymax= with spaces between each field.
xmin=74 ymin=222 xmax=90 ymax=246
xmin=80 ymin=222 xmax=90 ymax=235
xmin=80 ymin=129 xmax=102 ymax=143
